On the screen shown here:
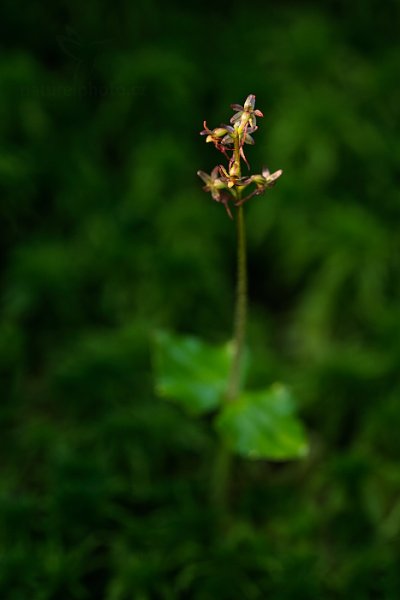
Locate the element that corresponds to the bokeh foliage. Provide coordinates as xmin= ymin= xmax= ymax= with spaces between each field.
xmin=1 ymin=0 xmax=400 ymax=597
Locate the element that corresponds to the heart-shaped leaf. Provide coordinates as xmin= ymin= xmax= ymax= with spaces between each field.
xmin=153 ymin=330 xmax=233 ymax=415
xmin=216 ymin=383 xmax=308 ymax=460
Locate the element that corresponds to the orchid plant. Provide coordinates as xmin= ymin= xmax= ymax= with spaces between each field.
xmin=154 ymin=96 xmax=308 ymax=506
xmin=197 ymin=94 xmax=282 ymax=219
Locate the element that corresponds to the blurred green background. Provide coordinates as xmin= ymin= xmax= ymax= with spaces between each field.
xmin=1 ymin=0 xmax=400 ymax=597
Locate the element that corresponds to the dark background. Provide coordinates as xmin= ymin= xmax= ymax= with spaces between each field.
xmin=1 ymin=0 xmax=400 ymax=597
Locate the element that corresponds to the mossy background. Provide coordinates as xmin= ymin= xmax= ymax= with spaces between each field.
xmin=1 ymin=0 xmax=400 ymax=597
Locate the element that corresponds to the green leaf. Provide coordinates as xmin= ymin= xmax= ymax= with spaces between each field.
xmin=216 ymin=384 xmax=309 ymax=460
xmin=153 ymin=330 xmax=233 ymax=415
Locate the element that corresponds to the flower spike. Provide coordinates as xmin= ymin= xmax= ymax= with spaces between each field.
xmin=197 ymin=95 xmax=282 ymax=218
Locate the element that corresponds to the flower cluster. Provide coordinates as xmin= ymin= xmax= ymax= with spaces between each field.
xmin=197 ymin=94 xmax=282 ymax=218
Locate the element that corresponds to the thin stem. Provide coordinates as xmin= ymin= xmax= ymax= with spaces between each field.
xmin=212 ymin=200 xmax=248 ymax=520
xmin=227 ymin=130 xmax=248 ymax=402
xmin=227 ymin=205 xmax=247 ymax=400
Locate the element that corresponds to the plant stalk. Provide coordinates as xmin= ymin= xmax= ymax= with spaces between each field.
xmin=212 ymin=205 xmax=248 ymax=517
xmin=227 ymin=204 xmax=247 ymax=400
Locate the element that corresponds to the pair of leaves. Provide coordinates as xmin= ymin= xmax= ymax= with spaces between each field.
xmin=153 ymin=331 xmax=308 ymax=461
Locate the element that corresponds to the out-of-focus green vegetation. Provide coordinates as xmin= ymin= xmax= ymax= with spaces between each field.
xmin=1 ymin=0 xmax=400 ymax=597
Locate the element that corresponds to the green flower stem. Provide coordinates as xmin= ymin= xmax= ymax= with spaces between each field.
xmin=227 ymin=204 xmax=247 ymax=400
xmin=212 ymin=207 xmax=248 ymax=518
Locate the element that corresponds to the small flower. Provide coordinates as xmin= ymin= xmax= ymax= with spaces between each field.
xmin=230 ymin=94 xmax=264 ymax=129
xmin=218 ymin=164 xmax=251 ymax=189
xmin=197 ymin=166 xmax=226 ymax=200
xmin=252 ymin=166 xmax=283 ymax=191
xmin=200 ymin=121 xmax=231 ymax=154
xmin=197 ymin=167 xmax=235 ymax=218
xmin=235 ymin=166 xmax=283 ymax=206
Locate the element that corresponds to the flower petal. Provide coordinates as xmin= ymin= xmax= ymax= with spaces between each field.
xmin=211 ymin=166 xmax=221 ymax=180
xmin=221 ymin=194 xmax=233 ymax=219
xmin=244 ymin=94 xmax=256 ymax=110
xmin=200 ymin=120 xmax=212 ymax=135
xmin=218 ymin=164 xmax=229 ymax=179
xmin=221 ymin=134 xmax=234 ymax=145
xmin=267 ymin=169 xmax=283 ymax=183
xmin=261 ymin=166 xmax=271 ymax=178
xmin=230 ymin=111 xmax=243 ymax=124
xmin=197 ymin=170 xmax=212 ymax=184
